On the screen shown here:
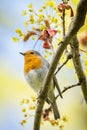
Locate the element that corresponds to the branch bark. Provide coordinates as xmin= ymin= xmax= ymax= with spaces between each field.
xmin=71 ymin=35 xmax=87 ymax=103
xmin=34 ymin=0 xmax=87 ymax=130
xmin=56 ymin=82 xmax=80 ymax=99
xmin=55 ymin=52 xmax=72 ymax=75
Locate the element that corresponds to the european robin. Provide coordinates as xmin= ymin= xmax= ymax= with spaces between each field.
xmin=20 ymin=50 xmax=61 ymax=119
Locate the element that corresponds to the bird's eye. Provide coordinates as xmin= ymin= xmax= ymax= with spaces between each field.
xmin=30 ymin=51 xmax=34 ymax=54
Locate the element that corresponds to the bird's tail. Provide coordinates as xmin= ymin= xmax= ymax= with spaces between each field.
xmin=48 ymin=85 xmax=60 ymax=119
xmin=51 ymin=100 xmax=60 ymax=119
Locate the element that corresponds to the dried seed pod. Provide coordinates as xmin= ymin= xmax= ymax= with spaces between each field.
xmin=23 ymin=31 xmax=37 ymax=42
xmin=43 ymin=42 xmax=51 ymax=49
xmin=58 ymin=3 xmax=74 ymax=17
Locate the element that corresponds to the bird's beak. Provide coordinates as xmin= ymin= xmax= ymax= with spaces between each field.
xmin=19 ymin=52 xmax=25 ymax=56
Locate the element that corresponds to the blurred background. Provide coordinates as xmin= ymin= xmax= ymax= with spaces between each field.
xmin=0 ymin=0 xmax=87 ymax=130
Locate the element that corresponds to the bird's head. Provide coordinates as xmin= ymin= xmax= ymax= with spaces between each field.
xmin=20 ymin=50 xmax=42 ymax=74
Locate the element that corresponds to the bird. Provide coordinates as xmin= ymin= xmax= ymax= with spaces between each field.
xmin=20 ymin=50 xmax=62 ymax=119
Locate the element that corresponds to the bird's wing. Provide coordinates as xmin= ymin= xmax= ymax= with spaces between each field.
xmin=41 ymin=57 xmax=50 ymax=68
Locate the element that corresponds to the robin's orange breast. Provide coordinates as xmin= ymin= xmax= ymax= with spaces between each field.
xmin=24 ymin=55 xmax=42 ymax=74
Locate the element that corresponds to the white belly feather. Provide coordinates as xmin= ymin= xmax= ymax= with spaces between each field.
xmin=24 ymin=61 xmax=54 ymax=101
xmin=25 ymin=66 xmax=48 ymax=93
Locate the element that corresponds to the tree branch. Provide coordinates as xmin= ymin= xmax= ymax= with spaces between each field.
xmin=56 ymin=82 xmax=80 ymax=99
xmin=33 ymin=0 xmax=87 ymax=130
xmin=62 ymin=5 xmax=65 ymax=37
xmin=71 ymin=35 xmax=87 ymax=103
xmin=55 ymin=52 xmax=72 ymax=75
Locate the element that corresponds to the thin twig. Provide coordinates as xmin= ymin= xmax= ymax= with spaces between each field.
xmin=55 ymin=52 xmax=72 ymax=75
xmin=62 ymin=0 xmax=69 ymax=53
xmin=56 ymin=82 xmax=80 ymax=99
xmin=55 ymin=59 xmax=68 ymax=75
xmin=62 ymin=5 xmax=65 ymax=37
xmin=79 ymin=49 xmax=87 ymax=54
